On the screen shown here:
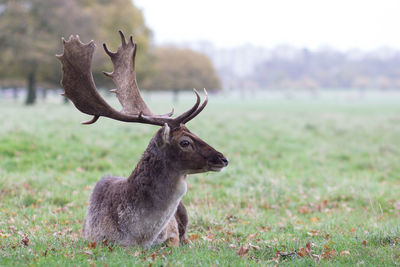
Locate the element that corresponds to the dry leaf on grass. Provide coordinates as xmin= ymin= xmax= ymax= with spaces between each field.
xmin=248 ymin=243 xmax=261 ymax=250
xmin=307 ymin=230 xmax=321 ymax=236
xmin=82 ymin=250 xmax=93 ymax=256
xmin=21 ymin=234 xmax=29 ymax=246
xmin=237 ymin=245 xmax=249 ymax=258
xmin=189 ymin=234 xmax=199 ymax=241
xmin=88 ymin=241 xmax=96 ymax=249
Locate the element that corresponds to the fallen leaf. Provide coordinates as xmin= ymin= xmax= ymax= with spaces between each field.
xmin=322 ymin=249 xmax=335 ymax=259
xmin=102 ymin=239 xmax=113 ymax=252
xmin=247 ymin=233 xmax=258 ymax=241
xmin=272 ymin=250 xmax=281 ymax=262
xmin=307 ymin=230 xmax=321 ymax=236
xmin=297 ymin=241 xmax=312 ymax=258
xmin=82 ymin=250 xmax=93 ymax=255
xmin=21 ymin=234 xmax=29 ymax=246
xmin=149 ymin=252 xmax=157 ymax=261
xmin=131 ymin=251 xmax=140 ymax=257
xmin=238 ymin=245 xmax=249 ymax=258
xmin=297 ymin=248 xmax=306 ymax=257
xmin=298 ymin=206 xmax=312 ymax=214
xmin=42 ymin=249 xmax=48 ymax=257
xmin=309 ymin=217 xmax=320 ymax=223
xmin=305 ymin=242 xmax=311 ymax=253
xmin=88 ymin=241 xmax=97 ymax=249
xmin=0 ymin=232 xmax=10 ymax=238
xmin=189 ymin=234 xmax=199 ymax=240
xmin=248 ymin=243 xmax=260 ymax=250
xmin=202 ymin=232 xmax=215 ymax=242
xmin=260 ymin=226 xmax=271 ymax=232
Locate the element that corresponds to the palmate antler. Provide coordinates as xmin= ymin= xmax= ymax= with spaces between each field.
xmin=56 ymin=30 xmax=207 ymax=128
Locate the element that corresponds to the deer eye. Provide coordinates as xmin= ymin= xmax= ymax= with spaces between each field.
xmin=179 ymin=140 xmax=190 ymax=148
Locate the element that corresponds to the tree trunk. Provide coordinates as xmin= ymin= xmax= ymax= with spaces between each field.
xmin=25 ymin=71 xmax=36 ymax=105
xmin=173 ymin=90 xmax=179 ymax=103
xmin=13 ymin=87 xmax=18 ymax=100
xmin=41 ymin=88 xmax=47 ymax=100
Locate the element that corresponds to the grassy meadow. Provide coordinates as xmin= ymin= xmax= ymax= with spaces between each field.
xmin=0 ymin=91 xmax=399 ymax=266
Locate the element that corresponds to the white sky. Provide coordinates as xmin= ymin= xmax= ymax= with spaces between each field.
xmin=134 ymin=0 xmax=400 ymax=51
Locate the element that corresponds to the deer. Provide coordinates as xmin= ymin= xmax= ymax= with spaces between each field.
xmin=56 ymin=31 xmax=228 ymax=247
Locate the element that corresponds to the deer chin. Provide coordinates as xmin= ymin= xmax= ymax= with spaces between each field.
xmin=208 ymin=165 xmax=226 ymax=172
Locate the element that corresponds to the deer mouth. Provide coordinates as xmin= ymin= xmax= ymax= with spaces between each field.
xmin=209 ymin=165 xmax=226 ymax=172
xmin=208 ymin=156 xmax=228 ymax=172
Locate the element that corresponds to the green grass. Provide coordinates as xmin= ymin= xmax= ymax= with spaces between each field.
xmin=0 ymin=92 xmax=399 ymax=266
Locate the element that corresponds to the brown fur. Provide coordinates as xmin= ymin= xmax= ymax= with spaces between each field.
xmin=82 ymin=125 xmax=227 ymax=247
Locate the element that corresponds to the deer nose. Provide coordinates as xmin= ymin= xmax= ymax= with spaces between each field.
xmin=209 ymin=153 xmax=228 ymax=167
xmin=221 ymin=157 xmax=229 ymax=166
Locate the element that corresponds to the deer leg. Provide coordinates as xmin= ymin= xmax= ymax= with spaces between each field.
xmin=165 ymin=216 xmax=179 ymax=247
xmin=175 ymin=201 xmax=188 ymax=243
xmin=153 ymin=216 xmax=179 ymax=247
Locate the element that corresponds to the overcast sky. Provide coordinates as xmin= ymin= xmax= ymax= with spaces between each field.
xmin=135 ymin=0 xmax=400 ymax=51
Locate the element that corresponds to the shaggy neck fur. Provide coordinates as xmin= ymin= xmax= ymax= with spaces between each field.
xmin=125 ymin=131 xmax=187 ymax=245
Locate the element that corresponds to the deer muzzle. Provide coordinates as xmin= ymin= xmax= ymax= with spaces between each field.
xmin=208 ymin=152 xmax=229 ymax=171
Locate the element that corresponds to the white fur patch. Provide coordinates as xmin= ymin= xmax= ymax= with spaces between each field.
xmin=162 ymin=123 xmax=170 ymax=145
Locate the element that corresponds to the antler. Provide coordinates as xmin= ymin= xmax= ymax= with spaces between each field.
xmin=56 ymin=31 xmax=207 ymax=128
xmin=103 ymin=31 xmax=153 ymax=116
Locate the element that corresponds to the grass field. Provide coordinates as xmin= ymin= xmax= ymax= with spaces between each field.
xmin=0 ymin=91 xmax=399 ymax=266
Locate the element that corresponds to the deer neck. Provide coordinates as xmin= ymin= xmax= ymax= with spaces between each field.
xmin=127 ymin=136 xmax=187 ymax=211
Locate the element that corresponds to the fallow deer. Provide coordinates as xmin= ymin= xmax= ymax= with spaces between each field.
xmin=56 ymin=31 xmax=228 ymax=247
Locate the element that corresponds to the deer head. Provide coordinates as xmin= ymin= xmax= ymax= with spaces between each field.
xmin=157 ymin=124 xmax=228 ymax=174
xmin=56 ymin=31 xmax=228 ymax=173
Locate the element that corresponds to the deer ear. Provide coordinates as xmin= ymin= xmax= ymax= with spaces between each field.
xmin=161 ymin=123 xmax=171 ymax=145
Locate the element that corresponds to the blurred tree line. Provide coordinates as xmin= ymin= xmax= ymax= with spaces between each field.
xmin=142 ymin=47 xmax=220 ymax=100
xmin=187 ymin=43 xmax=400 ymax=91
xmin=249 ymin=47 xmax=400 ymax=90
xmin=0 ymin=0 xmax=220 ymax=105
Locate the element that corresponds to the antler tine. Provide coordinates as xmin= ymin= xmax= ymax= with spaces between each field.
xmin=119 ymin=30 xmax=127 ymax=47
xmin=103 ymin=43 xmax=115 ymax=57
xmin=137 ymin=89 xmax=202 ymax=128
xmin=81 ymin=115 xmax=100 ymax=125
xmin=181 ymin=88 xmax=208 ymax=124
xmin=162 ymin=107 xmax=174 ymax=117
xmin=103 ymin=30 xmax=157 ymax=116
xmin=170 ymin=89 xmax=201 ymax=123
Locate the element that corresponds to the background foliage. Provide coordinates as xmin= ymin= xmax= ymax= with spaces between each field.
xmin=142 ymin=47 xmax=220 ymax=92
xmin=0 ymin=0 xmax=221 ymax=104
